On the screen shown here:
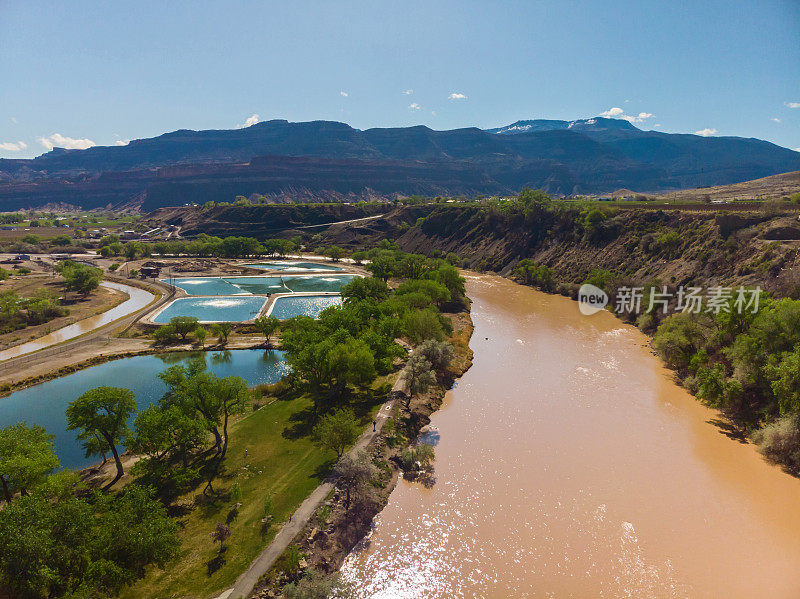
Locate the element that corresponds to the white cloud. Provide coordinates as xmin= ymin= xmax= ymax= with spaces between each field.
xmin=408 ymin=103 xmax=421 ymax=110
xmin=600 ymin=107 xmax=625 ymax=117
xmin=402 ymin=89 xmax=413 ymax=95
xmin=431 ymin=110 xmax=437 ymax=116
xmin=11 ymin=117 xmax=17 ymax=124
xmin=794 ymin=147 xmax=800 ymax=152
xmin=0 ymin=141 xmax=27 ymax=152
xmin=115 ymin=139 xmax=130 ymax=146
xmin=654 ymin=123 xmax=661 ymax=127
xmin=38 ymin=133 xmax=96 ymax=150
xmin=448 ymin=92 xmax=467 ymax=100
xmin=598 ymin=107 xmax=654 ymax=123
xmin=340 ymin=91 xmax=348 ymax=97
xmin=694 ymin=128 xmax=718 ymax=137
xmin=785 ymin=101 xmax=800 ymax=109
xmin=772 ymin=117 xmax=782 ymax=123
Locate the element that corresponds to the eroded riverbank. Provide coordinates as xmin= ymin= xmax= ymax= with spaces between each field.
xmin=341 ymin=274 xmax=800 ymax=598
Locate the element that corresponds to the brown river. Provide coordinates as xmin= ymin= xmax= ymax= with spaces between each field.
xmin=342 ymin=275 xmax=800 ymax=598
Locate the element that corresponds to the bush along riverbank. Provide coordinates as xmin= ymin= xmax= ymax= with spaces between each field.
xmin=249 ymin=254 xmax=474 ymax=598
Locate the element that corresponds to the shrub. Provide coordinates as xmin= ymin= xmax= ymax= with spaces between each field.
xmin=753 ymin=416 xmax=800 ymax=472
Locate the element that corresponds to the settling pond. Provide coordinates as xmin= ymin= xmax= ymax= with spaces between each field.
xmin=166 ymin=274 xmax=358 ymax=296
xmin=0 ymin=349 xmax=288 ymax=469
xmin=268 ymin=295 xmax=343 ymax=320
xmin=244 ymin=261 xmax=344 ymax=271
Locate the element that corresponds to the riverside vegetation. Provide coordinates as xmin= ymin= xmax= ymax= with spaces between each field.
xmin=0 ymin=249 xmax=470 ymax=599
xmin=419 ymin=189 xmax=800 ymax=474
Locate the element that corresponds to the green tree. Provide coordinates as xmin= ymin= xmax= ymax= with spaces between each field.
xmin=211 ymin=322 xmax=233 ymax=344
xmin=0 ymin=423 xmax=59 ymax=502
xmin=169 ymin=315 xmax=200 ymax=341
xmin=49 ymin=234 xmax=72 ymax=246
xmin=123 ymin=242 xmax=139 ymax=260
xmin=21 ymin=233 xmax=40 ymax=244
xmin=769 ymin=347 xmax=800 ymax=416
xmin=653 ymin=313 xmax=709 ymax=370
xmin=57 ymin=261 xmax=103 ymax=295
xmin=254 ymin=315 xmax=280 ymax=347
xmin=341 ymin=276 xmax=390 ymax=302
xmin=325 ymin=245 xmax=344 ymax=262
xmin=313 ymin=409 xmax=360 ymax=458
xmin=128 ymin=404 xmax=206 ymax=464
xmin=66 ymin=387 xmax=136 ymax=489
xmin=402 ymin=309 xmax=445 ymax=343
xmin=396 ymin=279 xmax=450 ymax=308
xmin=194 ymin=326 xmax=207 ymax=347
xmin=366 ymin=254 xmax=396 ymax=282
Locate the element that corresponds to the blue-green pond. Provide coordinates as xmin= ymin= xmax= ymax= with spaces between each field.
xmin=0 ymin=349 xmax=288 ymax=469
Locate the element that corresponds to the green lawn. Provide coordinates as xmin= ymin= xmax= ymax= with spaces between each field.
xmin=122 ymin=377 xmax=391 ymax=599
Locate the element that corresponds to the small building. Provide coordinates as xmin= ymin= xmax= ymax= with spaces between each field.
xmin=140 ymin=265 xmax=161 ymax=278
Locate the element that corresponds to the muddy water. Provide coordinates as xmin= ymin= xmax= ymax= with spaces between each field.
xmin=342 ymin=275 xmax=800 ymax=598
xmin=0 ymin=282 xmax=154 ymax=362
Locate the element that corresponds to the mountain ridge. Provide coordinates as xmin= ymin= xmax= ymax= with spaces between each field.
xmin=1 ymin=118 xmax=798 ymax=210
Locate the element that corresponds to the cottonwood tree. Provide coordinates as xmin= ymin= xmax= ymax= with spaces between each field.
xmin=314 ymin=409 xmax=360 ymax=458
xmin=404 ymin=353 xmax=437 ymax=408
xmin=341 ymin=276 xmax=390 ymax=303
xmin=169 ymin=316 xmax=200 ymax=341
xmin=0 ymin=423 xmax=60 ymax=502
xmin=334 ymin=449 xmax=377 ymax=508
xmin=211 ymin=322 xmax=232 ymax=344
xmin=194 ymin=326 xmax=207 ymax=347
xmin=66 ymin=386 xmax=136 ymax=489
xmin=254 ymin=315 xmax=280 ymax=347
xmin=129 ymin=404 xmax=206 ymax=465
xmin=162 ymin=368 xmax=250 ymax=458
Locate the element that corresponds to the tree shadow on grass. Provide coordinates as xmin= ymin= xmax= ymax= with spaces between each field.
xmin=206 ymin=547 xmax=228 ymax=576
xmin=282 ymin=405 xmax=317 ymax=440
xmin=312 ymin=458 xmax=337 ymax=482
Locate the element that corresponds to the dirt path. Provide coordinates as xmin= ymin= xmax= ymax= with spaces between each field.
xmin=216 ymin=372 xmax=406 ymax=599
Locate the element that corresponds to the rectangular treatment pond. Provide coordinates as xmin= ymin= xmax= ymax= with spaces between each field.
xmin=268 ymin=294 xmax=343 ymax=320
xmin=167 ymin=275 xmax=359 ymax=296
xmin=163 ymin=277 xmax=246 ymax=296
xmin=282 ymin=274 xmax=359 ymax=293
xmin=244 ymin=261 xmax=343 ymax=271
xmin=153 ymin=296 xmax=267 ymax=323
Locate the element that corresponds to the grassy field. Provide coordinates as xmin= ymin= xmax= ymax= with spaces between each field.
xmin=122 ymin=376 xmax=392 ymax=599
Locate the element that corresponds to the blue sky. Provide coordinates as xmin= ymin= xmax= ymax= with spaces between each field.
xmin=1 ymin=0 xmax=798 ymax=158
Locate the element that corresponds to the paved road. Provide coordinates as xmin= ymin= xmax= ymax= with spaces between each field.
xmin=217 ymin=370 xmax=407 ymax=599
xmin=292 ymin=214 xmax=384 ymax=229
